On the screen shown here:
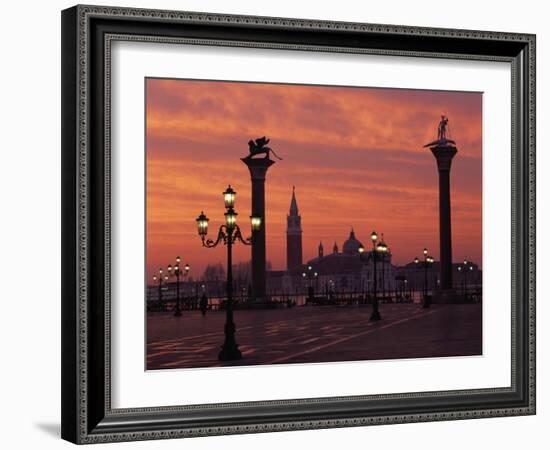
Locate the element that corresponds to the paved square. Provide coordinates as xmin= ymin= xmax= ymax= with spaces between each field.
xmin=146 ymin=303 xmax=482 ymax=369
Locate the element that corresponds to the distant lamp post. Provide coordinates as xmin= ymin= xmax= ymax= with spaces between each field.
xmin=167 ymin=256 xmax=190 ymax=317
xmin=196 ymin=185 xmax=257 ymax=361
xmin=376 ymin=235 xmax=388 ymax=302
xmin=328 ymin=279 xmax=335 ymax=299
xmin=459 ymin=260 xmax=474 ymax=300
xmin=358 ymin=230 xmax=382 ymax=321
xmin=414 ymin=249 xmax=434 ymax=308
xmin=302 ymin=265 xmax=318 ymax=303
xmin=152 ymin=268 xmax=169 ymax=311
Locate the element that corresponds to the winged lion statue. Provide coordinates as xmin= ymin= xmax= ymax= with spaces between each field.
xmin=247 ymin=137 xmax=282 ymax=160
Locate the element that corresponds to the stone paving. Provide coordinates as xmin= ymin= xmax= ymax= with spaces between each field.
xmin=146 ymin=303 xmax=482 ymax=370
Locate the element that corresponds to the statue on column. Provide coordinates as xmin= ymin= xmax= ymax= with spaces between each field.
xmin=246 ymin=136 xmax=283 ymax=160
xmin=438 ymin=115 xmax=449 ymax=140
xmin=424 ymin=115 xmax=456 ymax=147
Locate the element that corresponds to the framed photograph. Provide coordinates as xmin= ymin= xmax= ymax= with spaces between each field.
xmin=61 ymin=5 xmax=536 ymax=444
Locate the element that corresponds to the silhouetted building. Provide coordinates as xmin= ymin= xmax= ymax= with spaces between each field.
xmin=280 ymin=228 xmax=395 ymax=297
xmin=286 ymin=187 xmax=303 ymax=270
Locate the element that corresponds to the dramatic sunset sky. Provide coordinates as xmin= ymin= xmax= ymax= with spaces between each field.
xmin=146 ymin=78 xmax=482 ymax=281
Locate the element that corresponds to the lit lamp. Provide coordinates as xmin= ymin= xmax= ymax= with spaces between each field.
xmin=250 ymin=215 xmax=262 ymax=232
xmin=224 ymin=208 xmax=237 ymax=229
xmin=196 ymin=211 xmax=209 ymax=237
xmin=223 ymin=185 xmax=236 ymax=208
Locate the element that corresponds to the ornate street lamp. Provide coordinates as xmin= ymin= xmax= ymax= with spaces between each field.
xmin=167 ymin=256 xmax=190 ymax=317
xmin=152 ymin=268 xmax=169 ymax=311
xmin=196 ymin=185 xmax=258 ymax=361
xmin=357 ymin=230 xmax=382 ymax=321
xmin=414 ymin=250 xmax=434 ymax=308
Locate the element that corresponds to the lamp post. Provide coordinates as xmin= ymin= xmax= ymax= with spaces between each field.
xmin=460 ymin=260 xmax=474 ymax=300
xmin=377 ymin=236 xmax=388 ymax=302
xmin=302 ymin=265 xmax=318 ymax=303
xmin=196 ymin=185 xmax=261 ymax=361
xmin=457 ymin=265 xmax=464 ymax=297
xmin=414 ymin=248 xmax=434 ymax=308
xmin=167 ymin=257 xmax=190 ymax=317
xmin=328 ymin=279 xmax=335 ymax=301
xmin=152 ymin=268 xmax=169 ymax=311
xmin=358 ymin=230 xmax=382 ymax=321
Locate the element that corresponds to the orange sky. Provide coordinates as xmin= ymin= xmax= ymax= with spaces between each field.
xmin=146 ymin=78 xmax=482 ymax=282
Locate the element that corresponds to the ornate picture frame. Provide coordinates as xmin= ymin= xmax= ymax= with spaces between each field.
xmin=61 ymin=5 xmax=535 ymax=444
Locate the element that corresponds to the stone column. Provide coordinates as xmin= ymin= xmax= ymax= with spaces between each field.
xmin=241 ymin=156 xmax=275 ymax=302
xmin=429 ymin=143 xmax=457 ymax=292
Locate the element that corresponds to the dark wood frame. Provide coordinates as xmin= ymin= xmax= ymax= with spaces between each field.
xmin=61 ymin=4 xmax=536 ymax=444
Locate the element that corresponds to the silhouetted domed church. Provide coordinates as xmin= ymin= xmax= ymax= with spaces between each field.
xmin=281 ymin=188 xmax=393 ymax=294
xmin=342 ymin=229 xmax=364 ymax=255
xmin=304 ymin=229 xmax=379 ymax=284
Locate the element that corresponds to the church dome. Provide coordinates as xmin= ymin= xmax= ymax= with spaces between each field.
xmin=342 ymin=229 xmax=364 ymax=255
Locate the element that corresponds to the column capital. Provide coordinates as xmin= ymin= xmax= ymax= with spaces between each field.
xmin=241 ymin=155 xmax=276 ymax=180
xmin=429 ymin=144 xmax=458 ymax=171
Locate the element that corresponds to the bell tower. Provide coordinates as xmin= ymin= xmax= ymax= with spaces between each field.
xmin=286 ymin=186 xmax=303 ymax=270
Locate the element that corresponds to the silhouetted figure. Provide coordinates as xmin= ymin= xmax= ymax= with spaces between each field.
xmin=199 ymin=293 xmax=208 ymax=316
xmin=438 ymin=115 xmax=449 ymax=140
xmin=424 ymin=115 xmax=456 ymax=147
